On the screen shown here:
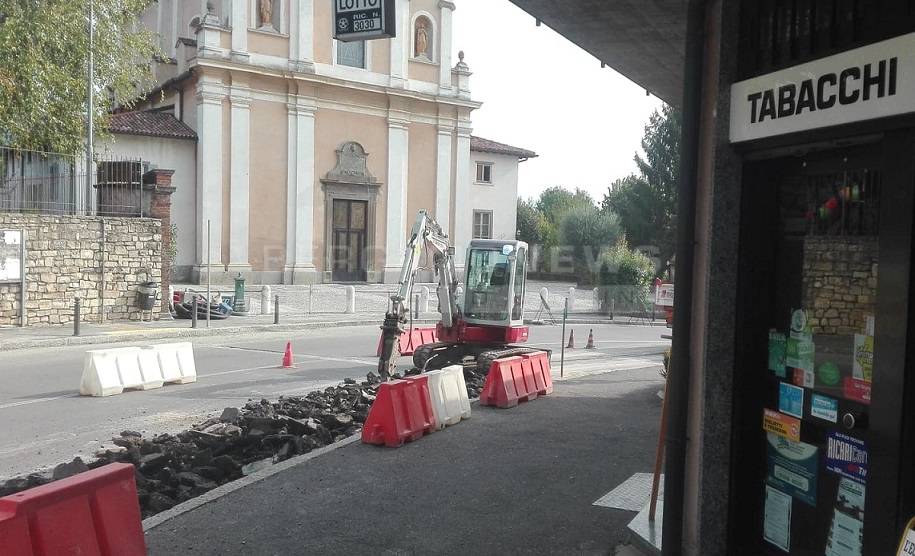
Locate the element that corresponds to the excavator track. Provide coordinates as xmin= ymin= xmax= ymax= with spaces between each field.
xmin=412 ymin=343 xmax=552 ymax=374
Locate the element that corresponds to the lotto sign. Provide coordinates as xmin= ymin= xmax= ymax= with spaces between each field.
xmin=334 ymin=0 xmax=395 ymax=42
xmin=763 ymin=409 xmax=801 ymax=442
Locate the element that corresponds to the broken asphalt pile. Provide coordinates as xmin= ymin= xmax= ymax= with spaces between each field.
xmin=0 ymin=365 xmax=489 ymax=519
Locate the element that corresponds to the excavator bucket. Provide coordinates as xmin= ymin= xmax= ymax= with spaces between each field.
xmin=377 ymin=313 xmax=405 ymax=380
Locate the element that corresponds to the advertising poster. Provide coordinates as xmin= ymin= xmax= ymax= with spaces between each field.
xmin=853 ymin=333 xmax=873 ymax=383
xmin=826 ymin=432 xmax=869 ymax=483
xmin=766 ymin=432 xmax=818 ymax=506
xmin=764 ymin=485 xmax=792 ymax=552
xmin=769 ymin=330 xmax=787 ymax=376
xmin=778 ymin=382 xmax=804 ymax=418
xmin=811 ymin=393 xmax=839 ymax=423
xmin=0 ymin=230 xmax=22 ymax=283
xmin=764 ymin=409 xmax=801 ymax=442
xmin=825 ymin=510 xmax=864 ymax=556
xmin=843 ymin=377 xmax=872 ymax=405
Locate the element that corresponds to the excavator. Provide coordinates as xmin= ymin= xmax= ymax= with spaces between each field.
xmin=377 ymin=210 xmax=547 ymax=380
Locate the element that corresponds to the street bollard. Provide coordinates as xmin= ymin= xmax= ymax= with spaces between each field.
xmin=262 ymin=285 xmax=272 ymax=315
xmin=413 ymin=294 xmax=420 ymax=319
xmin=610 ymin=298 xmax=615 ymax=320
xmin=274 ymin=295 xmax=280 ymax=325
xmin=420 ymin=286 xmax=430 ymax=313
xmin=73 ymin=297 xmax=81 ymax=337
xmin=345 ymin=286 xmax=356 ymax=314
xmin=568 ymin=287 xmax=576 ymax=311
xmin=191 ymin=294 xmax=198 ymax=328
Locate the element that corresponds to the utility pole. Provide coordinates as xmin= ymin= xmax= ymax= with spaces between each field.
xmin=86 ymin=0 xmax=94 ymax=206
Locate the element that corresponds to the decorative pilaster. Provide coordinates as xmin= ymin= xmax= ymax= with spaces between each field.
xmin=438 ymin=1 xmax=455 ymax=92
xmin=389 ymin=0 xmax=411 ymax=88
xmin=196 ymin=3 xmax=223 ymax=59
xmin=289 ymin=0 xmax=315 ymax=73
xmin=435 ymin=119 xmax=454 ymax=235
xmin=230 ymin=0 xmax=250 ymax=61
xmin=228 ymin=79 xmax=251 ymax=273
xmin=145 ymin=169 xmax=177 ymax=311
xmin=284 ymin=93 xmax=318 ymax=284
xmin=194 ymin=75 xmax=224 ymax=282
xmin=453 ymin=121 xmax=472 ymax=272
xmin=384 ymin=110 xmax=411 ymax=282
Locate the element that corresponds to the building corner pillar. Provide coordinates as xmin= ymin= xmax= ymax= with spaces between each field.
xmin=384 ymin=111 xmax=411 ymax=283
xmin=228 ymin=80 xmax=252 ymax=276
xmin=194 ymin=76 xmax=225 ymax=284
xmin=285 ymin=92 xmax=318 ymax=284
xmin=453 ymin=122 xmax=472 ymax=273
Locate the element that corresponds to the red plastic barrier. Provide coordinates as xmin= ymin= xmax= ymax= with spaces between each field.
xmin=375 ymin=327 xmax=440 ymax=357
xmin=0 ymin=463 xmax=145 ymax=556
xmin=362 ymin=376 xmax=437 ymax=447
xmin=481 ymin=352 xmax=554 ymax=409
xmin=522 ymin=351 xmax=554 ymax=395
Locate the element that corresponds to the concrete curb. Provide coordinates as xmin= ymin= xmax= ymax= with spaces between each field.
xmin=0 ymin=319 xmax=439 ymax=352
xmin=142 ymin=434 xmax=363 ymax=532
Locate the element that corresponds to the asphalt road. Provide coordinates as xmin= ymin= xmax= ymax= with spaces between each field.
xmin=0 ymin=323 xmax=667 ymax=479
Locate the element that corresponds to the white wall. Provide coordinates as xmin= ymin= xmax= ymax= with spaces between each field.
xmin=468 ymin=152 xmax=519 ymax=241
xmin=97 ymin=134 xmax=197 ymax=272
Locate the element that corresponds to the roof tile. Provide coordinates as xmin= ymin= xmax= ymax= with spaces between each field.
xmin=108 ymin=111 xmax=197 ymax=141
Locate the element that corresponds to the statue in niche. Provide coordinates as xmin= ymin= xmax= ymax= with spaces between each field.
xmin=415 ymin=18 xmax=430 ymax=59
xmin=258 ymin=0 xmax=275 ymax=31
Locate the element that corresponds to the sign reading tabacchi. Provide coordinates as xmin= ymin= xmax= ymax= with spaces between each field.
xmin=730 ymin=32 xmax=915 ymax=142
xmin=334 ymin=0 xmax=396 ymax=42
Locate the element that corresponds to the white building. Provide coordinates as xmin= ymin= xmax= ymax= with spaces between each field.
xmin=102 ymin=0 xmax=536 ymax=284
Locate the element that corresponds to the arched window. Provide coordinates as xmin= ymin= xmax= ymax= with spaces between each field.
xmin=412 ymin=14 xmax=435 ymax=62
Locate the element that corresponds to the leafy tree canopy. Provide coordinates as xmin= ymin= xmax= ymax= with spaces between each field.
xmin=535 ymin=186 xmax=594 ymax=226
xmin=0 ymin=0 xmax=161 ymax=154
xmin=602 ymin=105 xmax=680 ymax=272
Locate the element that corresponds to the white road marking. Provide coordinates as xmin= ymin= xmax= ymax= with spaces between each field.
xmin=0 ymin=394 xmax=78 ymax=410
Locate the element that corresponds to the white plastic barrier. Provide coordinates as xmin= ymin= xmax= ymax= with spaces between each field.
xmin=137 ymin=348 xmax=165 ymax=390
xmin=80 ymin=350 xmax=124 ymax=397
xmin=425 ymin=365 xmax=471 ymax=429
xmin=151 ymin=342 xmax=197 ymax=384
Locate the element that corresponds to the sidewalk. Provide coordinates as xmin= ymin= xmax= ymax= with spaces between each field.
xmin=144 ymin=367 xmax=664 ymax=555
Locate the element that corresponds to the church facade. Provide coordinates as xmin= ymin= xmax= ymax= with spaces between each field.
xmin=108 ymin=0 xmax=535 ymax=284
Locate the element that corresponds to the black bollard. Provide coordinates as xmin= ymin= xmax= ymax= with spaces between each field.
xmin=73 ymin=297 xmax=81 ymax=337
xmin=274 ymin=294 xmax=280 ymax=325
xmin=191 ymin=294 xmax=198 ymax=329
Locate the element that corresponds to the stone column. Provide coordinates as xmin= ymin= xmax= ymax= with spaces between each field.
xmin=228 ymin=79 xmax=251 ymax=275
xmin=145 ymin=169 xmax=177 ymax=312
xmin=289 ymin=0 xmax=315 ymax=72
xmin=384 ymin=110 xmax=410 ymax=282
xmin=435 ymin=119 xmax=453 ymax=234
xmin=438 ymin=1 xmax=455 ymax=92
xmin=453 ymin=121 xmax=472 ymax=272
xmin=195 ymin=75 xmax=224 ymax=282
xmin=230 ymin=0 xmax=249 ymax=61
xmin=285 ymin=91 xmax=318 ymax=284
xmin=389 ymin=0 xmax=410 ymax=88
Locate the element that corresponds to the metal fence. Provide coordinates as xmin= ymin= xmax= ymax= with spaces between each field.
xmin=0 ymin=147 xmax=147 ymax=217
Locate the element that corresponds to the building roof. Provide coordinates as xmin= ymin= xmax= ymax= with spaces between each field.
xmin=508 ymin=0 xmax=686 ymax=107
xmin=108 ymin=111 xmax=198 ymax=141
xmin=470 ymin=136 xmax=538 ymax=159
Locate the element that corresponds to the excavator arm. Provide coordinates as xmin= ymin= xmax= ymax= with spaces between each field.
xmin=377 ymin=210 xmax=460 ymax=379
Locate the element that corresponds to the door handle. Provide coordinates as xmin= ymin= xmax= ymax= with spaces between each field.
xmin=842 ymin=411 xmax=868 ymax=430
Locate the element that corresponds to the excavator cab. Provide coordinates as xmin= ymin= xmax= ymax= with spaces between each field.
xmin=463 ymin=239 xmax=528 ymax=328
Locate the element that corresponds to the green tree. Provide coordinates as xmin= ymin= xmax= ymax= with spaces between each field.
xmin=536 ymin=186 xmax=594 ymax=226
xmin=597 ymin=237 xmax=656 ymax=313
xmin=558 ymin=204 xmax=620 ymax=280
xmin=0 ymin=0 xmax=162 ymax=154
xmin=602 ymin=105 xmax=680 ymax=273
xmin=517 ymin=198 xmax=546 ymax=245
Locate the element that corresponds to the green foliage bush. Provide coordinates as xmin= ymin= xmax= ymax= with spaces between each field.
xmin=597 ymin=238 xmax=656 ymax=313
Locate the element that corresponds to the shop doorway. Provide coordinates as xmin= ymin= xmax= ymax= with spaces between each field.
xmin=331 ymin=199 xmax=368 ymax=282
xmin=731 ymin=135 xmax=915 ymax=555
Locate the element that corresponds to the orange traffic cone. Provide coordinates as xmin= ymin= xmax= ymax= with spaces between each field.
xmin=566 ymin=330 xmax=575 ymax=349
xmin=585 ymin=329 xmax=596 ymax=349
xmin=282 ymin=342 xmax=295 ymax=368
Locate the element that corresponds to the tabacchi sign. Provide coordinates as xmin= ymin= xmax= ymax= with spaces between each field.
xmin=334 ymin=0 xmax=396 ymax=42
xmin=730 ymin=32 xmax=915 ymax=142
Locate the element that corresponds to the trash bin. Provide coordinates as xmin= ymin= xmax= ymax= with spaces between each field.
xmin=136 ymin=281 xmax=159 ymax=311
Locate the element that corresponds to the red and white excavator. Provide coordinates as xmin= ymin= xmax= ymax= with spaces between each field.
xmin=377 ymin=210 xmax=549 ymax=379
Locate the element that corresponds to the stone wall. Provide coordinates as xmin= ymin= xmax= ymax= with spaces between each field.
xmin=803 ymin=236 xmax=878 ymax=335
xmin=0 ymin=214 xmax=161 ymax=326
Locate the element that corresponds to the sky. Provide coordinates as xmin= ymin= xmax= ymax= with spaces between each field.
xmin=451 ymin=0 xmax=665 ymax=203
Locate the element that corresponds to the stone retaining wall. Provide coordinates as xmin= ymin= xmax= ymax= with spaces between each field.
xmin=803 ymin=236 xmax=878 ymax=335
xmin=0 ymin=214 xmax=162 ymax=326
